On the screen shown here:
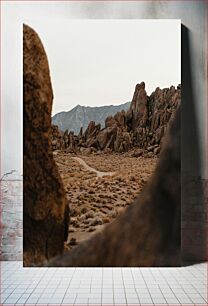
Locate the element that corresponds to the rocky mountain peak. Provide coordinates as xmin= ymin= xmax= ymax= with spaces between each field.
xmin=51 ymin=82 xmax=181 ymax=156
xmin=52 ymin=102 xmax=131 ymax=134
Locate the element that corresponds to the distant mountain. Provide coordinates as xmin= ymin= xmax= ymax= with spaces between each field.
xmin=52 ymin=102 xmax=131 ymax=134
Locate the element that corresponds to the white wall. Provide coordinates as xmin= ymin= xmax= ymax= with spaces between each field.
xmin=1 ymin=1 xmax=207 ymax=179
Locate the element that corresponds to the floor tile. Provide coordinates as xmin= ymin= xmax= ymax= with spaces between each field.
xmin=0 ymin=261 xmax=207 ymax=306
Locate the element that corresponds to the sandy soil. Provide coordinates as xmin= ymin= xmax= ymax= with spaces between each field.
xmin=54 ymin=151 xmax=157 ymax=250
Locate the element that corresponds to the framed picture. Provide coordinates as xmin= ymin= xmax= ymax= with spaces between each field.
xmin=23 ymin=19 xmax=181 ymax=267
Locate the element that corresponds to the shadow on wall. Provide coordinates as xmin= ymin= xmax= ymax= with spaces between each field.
xmin=181 ymin=25 xmax=207 ymax=264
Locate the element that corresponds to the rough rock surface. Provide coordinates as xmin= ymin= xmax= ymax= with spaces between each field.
xmin=48 ymin=105 xmax=181 ymax=267
xmin=23 ymin=24 xmax=69 ymax=266
xmin=51 ymin=82 xmax=181 ymax=156
xmin=51 ymin=125 xmax=64 ymax=150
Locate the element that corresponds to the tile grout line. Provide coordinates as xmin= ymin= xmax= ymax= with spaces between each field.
xmin=121 ymin=268 xmax=127 ymax=306
xmin=130 ymin=267 xmax=141 ymax=305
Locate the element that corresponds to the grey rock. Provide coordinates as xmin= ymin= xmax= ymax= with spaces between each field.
xmin=52 ymin=102 xmax=131 ymax=134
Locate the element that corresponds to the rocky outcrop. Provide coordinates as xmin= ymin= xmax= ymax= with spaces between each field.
xmin=126 ymin=82 xmax=180 ymax=154
xmin=130 ymin=81 xmax=148 ymax=129
xmin=52 ymin=102 xmax=131 ymax=134
xmin=84 ymin=121 xmax=101 ymax=148
xmin=51 ymin=125 xmax=64 ymax=150
xmin=23 ymin=24 xmax=69 ymax=266
xmin=147 ymin=84 xmax=181 ymax=149
xmin=51 ymin=82 xmax=181 ymax=156
xmin=97 ymin=125 xmax=117 ymax=150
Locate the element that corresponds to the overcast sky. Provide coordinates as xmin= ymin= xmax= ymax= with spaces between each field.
xmin=24 ymin=19 xmax=180 ymax=116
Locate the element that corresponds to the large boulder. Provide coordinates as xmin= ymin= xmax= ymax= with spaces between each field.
xmin=51 ymin=125 xmax=64 ymax=150
xmin=84 ymin=121 xmax=101 ymax=140
xmin=97 ymin=126 xmax=117 ymax=150
xmin=105 ymin=115 xmax=116 ymax=128
xmin=114 ymin=110 xmax=126 ymax=129
xmin=23 ymin=24 xmax=69 ymax=266
xmin=149 ymin=85 xmax=181 ymax=149
xmin=130 ymin=82 xmax=148 ymax=129
xmin=114 ymin=129 xmax=132 ymax=152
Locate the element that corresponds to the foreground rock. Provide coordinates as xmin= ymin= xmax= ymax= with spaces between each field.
xmin=48 ymin=106 xmax=181 ymax=267
xmin=23 ymin=24 xmax=69 ymax=266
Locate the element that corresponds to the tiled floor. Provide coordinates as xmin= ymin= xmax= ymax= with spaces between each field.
xmin=0 ymin=261 xmax=207 ymax=305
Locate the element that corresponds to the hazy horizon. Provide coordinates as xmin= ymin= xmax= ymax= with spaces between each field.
xmin=52 ymin=82 xmax=180 ymax=116
xmin=53 ymin=100 xmax=131 ymax=116
xmin=23 ymin=19 xmax=181 ymax=116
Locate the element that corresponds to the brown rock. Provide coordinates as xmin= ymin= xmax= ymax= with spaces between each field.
xmin=147 ymin=152 xmax=154 ymax=158
xmin=51 ymin=125 xmax=64 ymax=150
xmin=80 ymin=147 xmax=92 ymax=155
xmin=145 ymin=85 xmax=181 ymax=152
xmin=130 ymin=82 xmax=148 ymax=129
xmin=50 ymin=81 xmax=181 ymax=157
xmin=69 ymin=238 xmax=77 ymax=246
xmin=97 ymin=126 xmax=117 ymax=150
xmin=114 ymin=129 xmax=132 ymax=152
xmin=23 ymin=24 xmax=69 ymax=266
xmin=132 ymin=149 xmax=143 ymax=157
xmin=105 ymin=116 xmax=116 ymax=128
xmin=147 ymin=144 xmax=158 ymax=152
xmin=154 ymin=146 xmax=160 ymax=155
xmin=78 ymin=127 xmax=83 ymax=137
xmin=84 ymin=121 xmax=101 ymax=140
xmin=85 ymin=138 xmax=99 ymax=149
xmin=114 ymin=110 xmax=126 ymax=128
xmin=90 ymin=217 xmax=103 ymax=226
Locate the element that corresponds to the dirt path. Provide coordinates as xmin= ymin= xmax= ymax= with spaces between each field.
xmin=72 ymin=156 xmax=115 ymax=178
xmin=54 ymin=152 xmax=157 ymax=250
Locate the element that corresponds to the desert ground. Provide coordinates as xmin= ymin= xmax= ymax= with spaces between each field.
xmin=54 ymin=151 xmax=157 ymax=250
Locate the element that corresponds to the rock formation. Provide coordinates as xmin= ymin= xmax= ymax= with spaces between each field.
xmin=52 ymin=102 xmax=131 ymax=134
xmin=51 ymin=125 xmax=64 ymax=150
xmin=23 ymin=24 xmax=69 ymax=266
xmin=48 ymin=105 xmax=181 ymax=267
xmin=51 ymin=82 xmax=181 ymax=156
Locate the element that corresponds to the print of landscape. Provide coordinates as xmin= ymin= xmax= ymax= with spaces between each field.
xmin=51 ymin=81 xmax=181 ymax=250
